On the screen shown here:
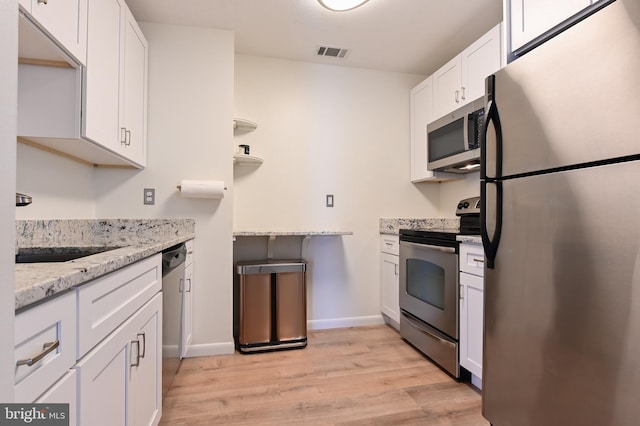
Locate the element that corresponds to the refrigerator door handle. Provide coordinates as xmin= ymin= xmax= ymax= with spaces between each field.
xmin=481 ymin=75 xmax=502 ymax=181
xmin=481 ymin=179 xmax=503 ymax=269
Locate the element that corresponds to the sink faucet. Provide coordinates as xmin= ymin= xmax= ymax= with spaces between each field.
xmin=16 ymin=193 xmax=32 ymax=207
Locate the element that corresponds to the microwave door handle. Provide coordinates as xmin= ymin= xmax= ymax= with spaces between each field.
xmin=463 ymin=110 xmax=470 ymax=150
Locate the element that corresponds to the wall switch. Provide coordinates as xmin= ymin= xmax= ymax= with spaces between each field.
xmin=326 ymin=194 xmax=334 ymax=208
xmin=144 ymin=188 xmax=155 ymax=205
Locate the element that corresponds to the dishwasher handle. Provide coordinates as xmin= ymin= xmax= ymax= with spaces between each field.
xmin=162 ymin=243 xmax=187 ymax=272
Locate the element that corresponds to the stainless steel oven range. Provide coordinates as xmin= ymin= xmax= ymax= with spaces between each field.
xmin=399 ymin=197 xmax=480 ymax=378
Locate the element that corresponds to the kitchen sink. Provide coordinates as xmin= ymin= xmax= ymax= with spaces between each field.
xmin=15 ymin=246 xmax=122 ymax=263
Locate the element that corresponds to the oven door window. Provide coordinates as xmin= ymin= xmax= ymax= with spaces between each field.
xmin=406 ymin=258 xmax=445 ymax=310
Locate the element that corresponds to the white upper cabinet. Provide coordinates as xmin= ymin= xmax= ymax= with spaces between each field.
xmin=460 ymin=24 xmax=502 ymax=104
xmin=17 ymin=0 xmax=148 ymax=168
xmin=84 ymin=0 xmax=148 ymax=167
xmin=432 ymin=23 xmax=503 ymax=121
xmin=19 ymin=0 xmax=88 ymax=66
xmin=410 ymin=76 xmax=459 ymax=182
xmin=509 ymin=0 xmax=592 ymax=54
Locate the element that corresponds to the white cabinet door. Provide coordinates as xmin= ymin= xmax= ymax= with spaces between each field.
xmin=181 ymin=262 xmax=194 ymax=358
xmin=461 ymin=24 xmax=503 ymax=103
xmin=129 ymin=298 xmax=162 ymax=426
xmin=409 ymin=77 xmax=459 ymax=183
xmin=510 ymin=0 xmax=591 ymax=52
xmin=460 ymin=271 xmax=484 ymax=379
xmin=120 ymin=7 xmax=148 ymax=167
xmin=28 ymin=0 xmax=88 ymax=65
xmin=77 ymin=294 xmax=162 ymax=426
xmin=432 ymin=55 xmax=462 ymax=121
xmin=36 ymin=370 xmax=77 ymax=426
xmin=380 ymin=252 xmax=400 ymax=328
xmin=83 ymin=0 xmax=123 ymax=153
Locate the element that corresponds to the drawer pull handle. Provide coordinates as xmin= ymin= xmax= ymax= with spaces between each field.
xmin=473 ymin=258 xmax=485 ymax=263
xmin=131 ymin=339 xmax=141 ymax=367
xmin=17 ymin=340 xmax=59 ymax=367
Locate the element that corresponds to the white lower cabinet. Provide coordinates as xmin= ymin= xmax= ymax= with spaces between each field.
xmin=181 ymin=261 xmax=194 ymax=358
xmin=380 ymin=234 xmax=400 ymax=329
xmin=76 ymin=293 xmax=162 ymax=426
xmin=36 ymin=370 xmax=77 ymax=426
xmin=459 ymin=242 xmax=485 ymax=388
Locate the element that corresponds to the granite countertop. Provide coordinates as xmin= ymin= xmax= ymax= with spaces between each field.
xmin=457 ymin=235 xmax=483 ymax=245
xmin=233 ymin=230 xmax=353 ymax=237
xmin=15 ymin=219 xmax=195 ymax=311
xmin=379 ymin=218 xmax=461 ymax=235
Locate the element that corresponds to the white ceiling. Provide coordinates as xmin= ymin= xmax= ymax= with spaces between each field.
xmin=125 ymin=0 xmax=503 ymax=76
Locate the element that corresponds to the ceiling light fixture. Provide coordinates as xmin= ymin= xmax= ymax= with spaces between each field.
xmin=318 ymin=0 xmax=370 ymax=12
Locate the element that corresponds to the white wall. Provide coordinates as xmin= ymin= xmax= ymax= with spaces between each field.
xmin=15 ymin=143 xmax=96 ymax=219
xmin=440 ymin=172 xmax=481 ymax=217
xmin=234 ymin=55 xmax=449 ymax=327
xmin=94 ymin=23 xmax=236 ymax=354
xmin=1 ymin=0 xmax=17 ymax=402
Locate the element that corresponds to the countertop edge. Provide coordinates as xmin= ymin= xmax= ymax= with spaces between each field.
xmin=15 ymin=232 xmax=195 ymax=312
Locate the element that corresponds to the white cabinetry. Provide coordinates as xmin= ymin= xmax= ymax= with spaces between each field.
xmin=16 ymin=0 xmax=148 ymax=168
xmin=84 ymin=0 xmax=148 ymax=167
xmin=380 ymin=234 xmax=400 ymax=329
xmin=508 ymin=0 xmax=600 ymax=56
xmin=76 ymin=254 xmax=162 ymax=426
xmin=76 ymin=294 xmax=161 ymax=426
xmin=181 ymin=239 xmax=194 ymax=358
xmin=18 ymin=0 xmax=88 ymax=66
xmin=409 ymin=77 xmax=459 ymax=182
xmin=14 ymin=291 xmax=76 ymax=405
xmin=433 ymin=23 xmax=502 ymax=120
xmin=459 ymin=242 xmax=485 ymax=388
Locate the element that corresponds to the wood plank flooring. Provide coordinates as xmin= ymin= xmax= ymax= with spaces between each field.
xmin=160 ymin=325 xmax=488 ymax=425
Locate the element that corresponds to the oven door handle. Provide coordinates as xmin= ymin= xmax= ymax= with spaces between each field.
xmin=400 ymin=241 xmax=456 ymax=254
xmin=402 ymin=313 xmax=456 ymax=349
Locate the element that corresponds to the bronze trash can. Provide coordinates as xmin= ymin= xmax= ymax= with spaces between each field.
xmin=236 ymin=260 xmax=307 ymax=353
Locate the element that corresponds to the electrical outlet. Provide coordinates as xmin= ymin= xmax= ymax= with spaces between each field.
xmin=326 ymin=194 xmax=334 ymax=208
xmin=144 ymin=188 xmax=155 ymax=205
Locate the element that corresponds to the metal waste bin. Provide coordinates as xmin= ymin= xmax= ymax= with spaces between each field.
xmin=236 ymin=260 xmax=307 ymax=353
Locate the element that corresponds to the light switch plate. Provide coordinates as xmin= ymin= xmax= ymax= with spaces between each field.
xmin=326 ymin=194 xmax=334 ymax=207
xmin=144 ymin=188 xmax=155 ymax=205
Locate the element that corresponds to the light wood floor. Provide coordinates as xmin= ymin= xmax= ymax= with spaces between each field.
xmin=160 ymin=325 xmax=488 ymax=425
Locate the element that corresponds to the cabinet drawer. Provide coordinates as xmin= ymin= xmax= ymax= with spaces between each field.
xmin=15 ymin=291 xmax=76 ymax=403
xmin=380 ymin=234 xmax=399 ymax=256
xmin=77 ymin=254 xmax=161 ymax=358
xmin=460 ymin=244 xmax=485 ymax=277
xmin=185 ymin=239 xmax=194 ymax=266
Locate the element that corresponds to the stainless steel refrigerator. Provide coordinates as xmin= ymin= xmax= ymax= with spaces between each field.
xmin=480 ymin=1 xmax=640 ymax=425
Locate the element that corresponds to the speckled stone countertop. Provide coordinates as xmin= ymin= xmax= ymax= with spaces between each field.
xmin=233 ymin=230 xmax=353 ymax=237
xmin=15 ymin=219 xmax=195 ymax=311
xmin=379 ymin=218 xmax=460 ymax=235
xmin=457 ymin=235 xmax=482 ymax=244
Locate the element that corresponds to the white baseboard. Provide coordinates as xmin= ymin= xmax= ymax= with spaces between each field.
xmin=307 ymin=314 xmax=385 ymax=330
xmin=184 ymin=341 xmax=235 ymax=358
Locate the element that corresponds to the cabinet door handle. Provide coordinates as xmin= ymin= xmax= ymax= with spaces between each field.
xmin=179 ymin=278 xmax=184 ymax=292
xmin=16 ymin=340 xmax=59 ymax=367
xmin=455 ymin=90 xmax=460 ymax=103
xmin=37 ymin=0 xmax=48 ymax=4
xmin=131 ymin=339 xmax=141 ymax=367
xmin=125 ymin=129 xmax=131 ymax=146
xmin=137 ymin=332 xmax=146 ymax=358
xmin=461 ymin=86 xmax=466 ymax=101
xmin=120 ymin=127 xmax=127 ymax=145
xmin=460 ymin=285 xmax=464 ymax=301
xmin=186 ymin=278 xmax=192 ymax=293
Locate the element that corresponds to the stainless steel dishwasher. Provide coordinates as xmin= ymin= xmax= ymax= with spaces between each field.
xmin=161 ymin=243 xmax=187 ymax=401
xmin=236 ymin=260 xmax=307 ymax=353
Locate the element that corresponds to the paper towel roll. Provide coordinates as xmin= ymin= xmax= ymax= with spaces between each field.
xmin=178 ymin=180 xmax=226 ymax=199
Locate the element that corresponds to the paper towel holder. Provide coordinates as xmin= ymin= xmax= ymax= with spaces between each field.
xmin=176 ymin=184 xmax=227 ymax=191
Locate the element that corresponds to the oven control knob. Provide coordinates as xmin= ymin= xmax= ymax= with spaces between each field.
xmin=457 ymin=203 xmax=464 ymax=209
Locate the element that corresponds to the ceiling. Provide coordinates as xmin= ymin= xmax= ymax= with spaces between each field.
xmin=125 ymin=0 xmax=503 ymax=76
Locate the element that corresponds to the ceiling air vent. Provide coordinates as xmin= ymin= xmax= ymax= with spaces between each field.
xmin=317 ymin=46 xmax=349 ymax=58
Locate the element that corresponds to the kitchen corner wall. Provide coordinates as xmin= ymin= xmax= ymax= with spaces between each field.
xmin=94 ymin=24 xmax=235 ymax=354
xmin=233 ymin=55 xmax=442 ymax=327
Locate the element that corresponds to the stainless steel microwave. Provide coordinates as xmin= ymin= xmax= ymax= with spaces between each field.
xmin=427 ymin=97 xmax=485 ymax=173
